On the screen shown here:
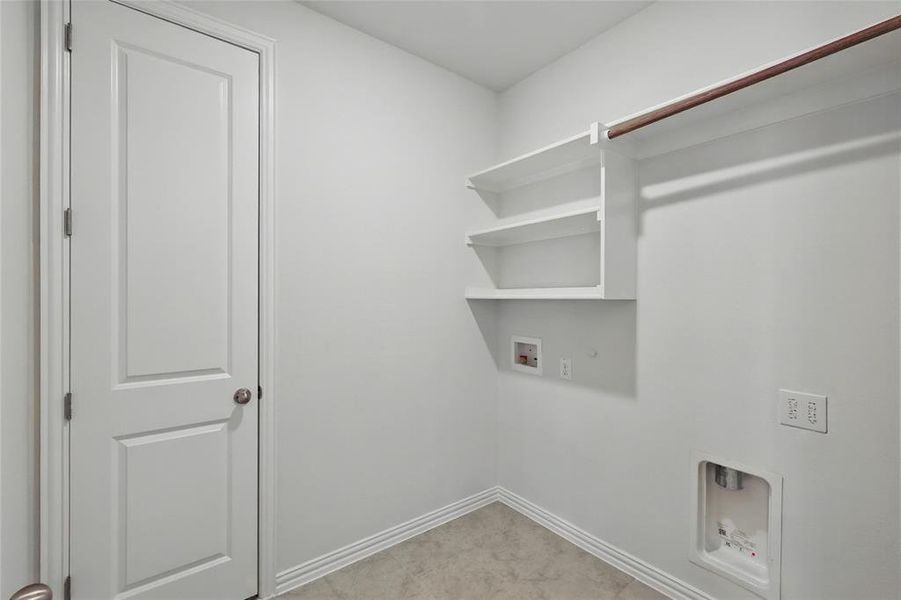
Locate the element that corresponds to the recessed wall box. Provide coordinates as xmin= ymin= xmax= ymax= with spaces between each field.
xmin=511 ymin=336 xmax=542 ymax=376
xmin=691 ymin=452 xmax=783 ymax=600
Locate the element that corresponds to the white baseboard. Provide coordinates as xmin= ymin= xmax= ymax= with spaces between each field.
xmin=274 ymin=486 xmax=714 ymax=600
xmin=497 ymin=487 xmax=715 ymax=600
xmin=273 ymin=487 xmax=498 ymax=597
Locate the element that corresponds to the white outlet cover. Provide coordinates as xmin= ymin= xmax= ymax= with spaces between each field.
xmin=778 ymin=389 xmax=827 ymax=433
xmin=560 ymin=357 xmax=572 ymax=380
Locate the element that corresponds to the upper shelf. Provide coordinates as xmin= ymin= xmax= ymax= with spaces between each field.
xmin=464 ymin=286 xmax=605 ymax=300
xmin=602 ymin=18 xmax=901 ymax=158
xmin=466 ymin=205 xmax=600 ymax=247
xmin=467 ymin=123 xmax=602 ymax=193
xmin=465 ymin=18 xmax=901 ymax=176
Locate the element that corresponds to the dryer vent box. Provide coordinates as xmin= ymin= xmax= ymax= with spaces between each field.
xmin=691 ymin=452 xmax=783 ymax=600
xmin=511 ymin=336 xmax=542 ymax=376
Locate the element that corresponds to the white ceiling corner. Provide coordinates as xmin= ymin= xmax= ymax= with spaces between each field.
xmin=300 ymin=1 xmax=654 ymax=91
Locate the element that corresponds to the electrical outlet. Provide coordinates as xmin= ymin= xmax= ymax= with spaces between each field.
xmin=560 ymin=357 xmax=572 ymax=380
xmin=778 ymin=389 xmax=827 ymax=433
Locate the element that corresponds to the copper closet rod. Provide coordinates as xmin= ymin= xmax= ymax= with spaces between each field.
xmin=606 ymin=14 xmax=901 ymax=140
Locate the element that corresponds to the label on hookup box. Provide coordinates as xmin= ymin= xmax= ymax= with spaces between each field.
xmin=717 ymin=521 xmax=761 ymax=562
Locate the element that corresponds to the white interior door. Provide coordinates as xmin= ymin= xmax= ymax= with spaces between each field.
xmin=70 ymin=2 xmax=259 ymax=598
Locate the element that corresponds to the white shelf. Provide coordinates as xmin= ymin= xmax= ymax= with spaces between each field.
xmin=603 ymin=24 xmax=901 ymax=158
xmin=465 ymin=286 xmax=604 ymax=300
xmin=464 ymin=127 xmax=636 ymax=301
xmin=467 ymin=123 xmax=601 ymax=193
xmin=466 ymin=206 xmax=600 ymax=247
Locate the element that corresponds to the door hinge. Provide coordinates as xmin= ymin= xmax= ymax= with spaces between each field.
xmin=64 ymin=392 xmax=72 ymax=421
xmin=258 ymin=385 xmax=263 ymax=400
xmin=64 ymin=208 xmax=73 ymax=237
xmin=64 ymin=575 xmax=71 ymax=600
xmin=65 ymin=23 xmax=72 ymax=52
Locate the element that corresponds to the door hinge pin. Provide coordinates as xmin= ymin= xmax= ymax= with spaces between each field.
xmin=64 ymin=392 xmax=72 ymax=421
xmin=64 ymin=575 xmax=71 ymax=600
xmin=258 ymin=385 xmax=263 ymax=400
xmin=64 ymin=208 xmax=73 ymax=237
xmin=65 ymin=23 xmax=72 ymax=52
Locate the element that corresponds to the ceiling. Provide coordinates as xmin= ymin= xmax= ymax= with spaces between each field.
xmin=301 ymin=1 xmax=653 ymax=91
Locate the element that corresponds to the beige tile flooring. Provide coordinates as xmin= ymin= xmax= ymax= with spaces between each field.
xmin=278 ymin=502 xmax=667 ymax=600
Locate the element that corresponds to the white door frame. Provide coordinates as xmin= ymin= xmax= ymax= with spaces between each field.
xmin=39 ymin=1 xmax=278 ymax=597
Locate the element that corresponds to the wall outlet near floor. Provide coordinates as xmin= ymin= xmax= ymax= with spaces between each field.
xmin=559 ymin=357 xmax=572 ymax=380
xmin=778 ymin=389 xmax=827 ymax=433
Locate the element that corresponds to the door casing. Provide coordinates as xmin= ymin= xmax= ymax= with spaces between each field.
xmin=38 ymin=2 xmax=277 ymax=597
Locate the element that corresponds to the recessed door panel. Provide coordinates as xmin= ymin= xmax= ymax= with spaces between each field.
xmin=116 ymin=422 xmax=230 ymax=589
xmin=70 ymin=2 xmax=259 ymax=599
xmin=116 ymin=46 xmax=232 ymax=382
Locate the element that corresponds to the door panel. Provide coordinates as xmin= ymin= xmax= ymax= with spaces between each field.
xmin=117 ymin=421 xmax=230 ymax=588
xmin=70 ymin=2 xmax=259 ymax=599
xmin=118 ymin=45 xmax=232 ymax=382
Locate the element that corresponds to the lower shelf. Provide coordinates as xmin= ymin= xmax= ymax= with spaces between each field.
xmin=464 ymin=286 xmax=604 ymax=300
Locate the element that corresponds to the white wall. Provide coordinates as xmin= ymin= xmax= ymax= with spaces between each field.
xmin=496 ymin=3 xmax=901 ymax=599
xmin=0 ymin=1 xmax=39 ymax=597
xmin=2 ymin=0 xmax=499 ymax=590
xmin=178 ymin=0 xmax=500 ymax=576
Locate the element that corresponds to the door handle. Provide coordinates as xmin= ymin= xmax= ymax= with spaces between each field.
xmin=233 ymin=387 xmax=253 ymax=405
xmin=10 ymin=584 xmax=52 ymax=600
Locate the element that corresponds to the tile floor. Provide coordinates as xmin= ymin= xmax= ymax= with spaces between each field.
xmin=278 ymin=502 xmax=667 ymax=600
